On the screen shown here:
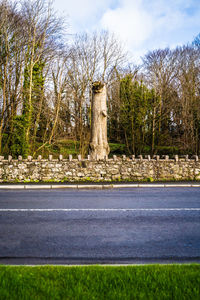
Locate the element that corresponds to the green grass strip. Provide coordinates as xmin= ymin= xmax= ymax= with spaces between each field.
xmin=0 ymin=264 xmax=200 ymax=299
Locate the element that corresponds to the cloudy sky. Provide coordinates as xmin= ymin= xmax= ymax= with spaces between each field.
xmin=54 ymin=0 xmax=200 ymax=62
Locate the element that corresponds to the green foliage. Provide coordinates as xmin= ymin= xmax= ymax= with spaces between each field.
xmin=1 ymin=0 xmax=200 ymax=159
xmin=23 ymin=179 xmax=39 ymax=183
xmin=43 ymin=179 xmax=61 ymax=183
xmin=109 ymin=143 xmax=126 ymax=155
xmin=119 ymin=74 xmax=153 ymax=155
xmin=147 ymin=177 xmax=154 ymax=182
xmin=22 ymin=59 xmax=45 ymax=150
xmin=0 ymin=265 xmax=199 ymax=299
xmin=154 ymin=146 xmax=180 ymax=156
xmin=22 ymin=64 xmax=31 ymax=117
xmin=33 ymin=139 xmax=80 ymax=158
xmin=81 ymin=176 xmax=91 ymax=181
xmin=33 ymin=140 xmax=127 ymax=158
xmin=9 ymin=116 xmax=29 ymax=158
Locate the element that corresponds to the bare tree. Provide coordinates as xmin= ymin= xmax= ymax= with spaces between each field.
xmin=21 ymin=0 xmax=64 ymax=145
xmin=0 ymin=0 xmax=25 ymax=153
xmin=65 ymin=31 xmax=127 ymax=155
xmin=142 ymin=48 xmax=178 ymax=151
xmin=175 ymin=45 xmax=200 ymax=153
xmin=48 ymin=50 xmax=70 ymax=144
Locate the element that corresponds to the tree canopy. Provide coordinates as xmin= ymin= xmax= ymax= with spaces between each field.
xmin=0 ymin=0 xmax=200 ymax=157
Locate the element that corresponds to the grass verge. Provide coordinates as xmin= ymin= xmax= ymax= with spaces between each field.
xmin=0 ymin=264 xmax=200 ymax=299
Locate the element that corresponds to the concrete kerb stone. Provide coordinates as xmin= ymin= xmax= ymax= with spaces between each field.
xmin=164 ymin=184 xmax=193 ymax=187
xmin=24 ymin=185 xmax=52 ymax=189
xmin=77 ymin=185 xmax=103 ymax=189
xmin=102 ymin=184 xmax=114 ymax=189
xmin=51 ymin=185 xmax=78 ymax=189
xmin=0 ymin=183 xmax=200 ymax=189
xmin=0 ymin=185 xmax=25 ymax=189
xmin=138 ymin=184 xmax=165 ymax=188
xmin=113 ymin=184 xmax=139 ymax=188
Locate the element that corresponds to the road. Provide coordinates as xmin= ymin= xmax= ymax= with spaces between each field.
xmin=0 ymin=188 xmax=200 ymax=264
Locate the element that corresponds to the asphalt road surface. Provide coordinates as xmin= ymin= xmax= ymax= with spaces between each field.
xmin=0 ymin=188 xmax=200 ymax=264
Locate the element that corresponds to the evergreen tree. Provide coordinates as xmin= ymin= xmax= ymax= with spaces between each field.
xmin=119 ymin=74 xmax=152 ymax=155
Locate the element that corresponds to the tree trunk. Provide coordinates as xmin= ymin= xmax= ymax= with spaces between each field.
xmin=89 ymin=82 xmax=110 ymax=159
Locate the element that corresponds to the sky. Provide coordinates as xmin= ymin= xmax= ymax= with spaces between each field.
xmin=53 ymin=0 xmax=200 ymax=63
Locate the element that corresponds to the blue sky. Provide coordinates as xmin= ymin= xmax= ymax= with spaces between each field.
xmin=53 ymin=0 xmax=200 ymax=63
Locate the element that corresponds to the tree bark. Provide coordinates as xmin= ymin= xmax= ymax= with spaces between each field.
xmin=89 ymin=82 xmax=110 ymax=159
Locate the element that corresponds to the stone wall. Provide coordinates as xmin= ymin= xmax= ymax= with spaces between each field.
xmin=0 ymin=154 xmax=200 ymax=182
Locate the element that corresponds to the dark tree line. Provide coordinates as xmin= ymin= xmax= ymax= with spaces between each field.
xmin=0 ymin=0 xmax=200 ymax=157
xmin=109 ymin=42 xmax=200 ymax=156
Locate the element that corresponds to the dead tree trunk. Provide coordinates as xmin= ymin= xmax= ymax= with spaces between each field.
xmin=89 ymin=82 xmax=110 ymax=159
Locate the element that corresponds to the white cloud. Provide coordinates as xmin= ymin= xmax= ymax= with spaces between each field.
xmin=101 ymin=2 xmax=153 ymax=47
xmin=54 ymin=0 xmax=115 ymax=33
xmin=54 ymin=0 xmax=200 ymax=62
xmin=100 ymin=0 xmax=200 ymax=62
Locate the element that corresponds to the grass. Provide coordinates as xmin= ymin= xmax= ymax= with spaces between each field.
xmin=33 ymin=140 xmax=127 ymax=159
xmin=35 ymin=139 xmax=80 ymax=158
xmin=109 ymin=142 xmax=127 ymax=155
xmin=0 ymin=265 xmax=200 ymax=299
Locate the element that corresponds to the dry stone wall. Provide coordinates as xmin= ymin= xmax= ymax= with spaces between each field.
xmin=0 ymin=155 xmax=200 ymax=182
